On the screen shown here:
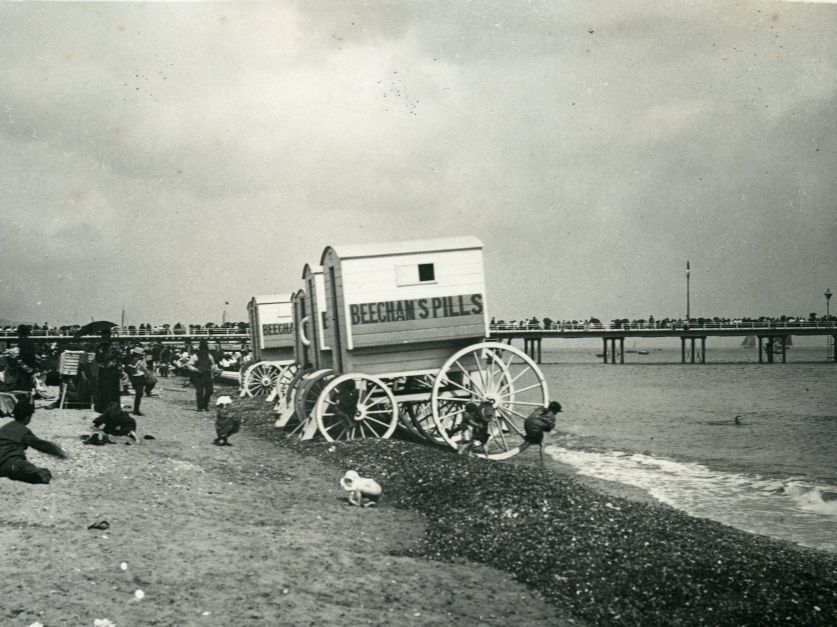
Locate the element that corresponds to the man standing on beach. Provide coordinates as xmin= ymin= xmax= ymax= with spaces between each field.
xmin=518 ymin=401 xmax=562 ymax=466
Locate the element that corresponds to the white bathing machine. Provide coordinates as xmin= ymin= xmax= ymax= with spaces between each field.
xmin=242 ymin=294 xmax=297 ymax=397
xmin=302 ymin=263 xmax=332 ymax=371
xmin=294 ymin=236 xmax=549 ymax=459
xmin=273 ymin=266 xmax=336 ymax=435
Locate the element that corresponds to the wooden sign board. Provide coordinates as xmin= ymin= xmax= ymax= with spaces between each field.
xmin=349 ymin=293 xmax=486 ymax=348
xmin=58 ymin=350 xmax=88 ymax=376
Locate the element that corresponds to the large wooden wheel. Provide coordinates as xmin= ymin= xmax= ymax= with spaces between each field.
xmin=389 ymin=374 xmax=437 ymax=440
xmin=292 ymin=369 xmax=335 ymax=440
xmin=314 ymin=374 xmax=398 ymax=441
xmin=431 ymin=342 xmax=548 ymax=460
xmin=271 ymin=362 xmax=299 ymax=403
xmin=242 ymin=361 xmax=282 ymax=398
xmin=274 ymin=365 xmax=309 ymax=426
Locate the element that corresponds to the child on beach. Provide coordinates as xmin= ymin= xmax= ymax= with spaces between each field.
xmin=518 ymin=401 xmax=562 ymax=466
xmin=340 ymin=470 xmax=382 ymax=507
xmin=0 ymin=399 xmax=67 ymax=484
xmin=92 ymin=401 xmax=138 ymax=441
xmin=213 ymin=395 xmax=240 ymax=446
xmin=446 ymin=401 xmax=495 ymax=456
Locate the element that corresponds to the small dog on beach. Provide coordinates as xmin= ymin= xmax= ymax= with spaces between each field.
xmin=339 ymin=470 xmax=382 ymax=507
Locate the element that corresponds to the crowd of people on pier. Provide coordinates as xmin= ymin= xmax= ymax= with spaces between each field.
xmin=491 ymin=313 xmax=837 ymax=331
xmin=0 ymin=321 xmax=250 ymax=338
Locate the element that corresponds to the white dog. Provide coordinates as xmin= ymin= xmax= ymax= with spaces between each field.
xmin=339 ymin=470 xmax=382 ymax=507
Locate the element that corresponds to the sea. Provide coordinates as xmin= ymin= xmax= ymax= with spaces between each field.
xmin=532 ymin=338 xmax=837 ymax=554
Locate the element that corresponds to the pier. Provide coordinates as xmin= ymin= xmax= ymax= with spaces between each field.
xmin=491 ymin=321 xmax=837 ymax=364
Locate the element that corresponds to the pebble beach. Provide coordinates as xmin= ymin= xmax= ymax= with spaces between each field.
xmin=2 ymin=381 xmax=836 ymax=626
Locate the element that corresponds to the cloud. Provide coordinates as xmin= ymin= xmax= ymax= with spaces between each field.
xmin=0 ymin=0 xmax=835 ymax=325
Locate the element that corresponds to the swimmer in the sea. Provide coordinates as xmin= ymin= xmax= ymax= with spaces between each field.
xmin=734 ymin=415 xmax=742 ymax=425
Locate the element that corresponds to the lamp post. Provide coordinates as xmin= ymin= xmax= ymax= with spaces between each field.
xmin=826 ymin=289 xmax=832 ymax=322
xmin=222 ymin=301 xmax=229 ymax=326
xmin=686 ymin=260 xmax=691 ymax=320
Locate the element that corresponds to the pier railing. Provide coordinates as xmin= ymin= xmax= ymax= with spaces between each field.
xmin=491 ymin=321 xmax=836 ymax=332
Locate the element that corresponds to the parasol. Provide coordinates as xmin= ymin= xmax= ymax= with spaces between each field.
xmin=74 ymin=320 xmax=119 ymax=337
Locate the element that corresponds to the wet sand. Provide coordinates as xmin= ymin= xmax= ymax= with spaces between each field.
xmin=0 ymin=382 xmax=568 ymax=627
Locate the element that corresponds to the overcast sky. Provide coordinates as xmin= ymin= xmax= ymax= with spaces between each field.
xmin=1 ymin=0 xmax=836 ymax=327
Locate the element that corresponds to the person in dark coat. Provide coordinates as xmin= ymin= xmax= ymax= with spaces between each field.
xmin=15 ymin=324 xmax=37 ymax=393
xmin=0 ymin=400 xmax=67 ymax=484
xmin=186 ymin=340 xmax=216 ymax=412
xmin=93 ymin=329 xmax=122 ymax=413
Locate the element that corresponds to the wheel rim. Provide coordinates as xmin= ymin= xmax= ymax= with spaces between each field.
xmin=315 ymin=374 xmax=398 ymax=441
xmin=404 ymin=398 xmax=462 ymax=446
xmin=275 ymin=363 xmax=299 ymax=400
xmin=243 ymin=362 xmax=281 ymax=397
xmin=290 ymin=370 xmax=334 ymax=437
xmin=431 ymin=342 xmax=549 ymax=460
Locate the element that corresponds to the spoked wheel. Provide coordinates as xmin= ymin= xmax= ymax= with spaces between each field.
xmin=242 ymin=361 xmax=281 ymax=398
xmin=291 ymin=369 xmax=335 ymax=439
xmin=389 ymin=374 xmax=436 ymax=439
xmin=315 ymin=374 xmax=398 ymax=441
xmin=402 ymin=398 xmax=462 ymax=446
xmin=272 ymin=363 xmax=299 ymax=403
xmin=431 ymin=342 xmax=548 ymax=460
xmin=274 ymin=366 xmax=310 ymax=426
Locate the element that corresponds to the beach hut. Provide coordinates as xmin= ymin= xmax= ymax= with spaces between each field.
xmin=301 ymin=263 xmax=332 ymax=371
xmin=242 ymin=294 xmax=296 ymax=397
xmin=277 ymin=236 xmax=549 ymax=458
xmin=320 ymin=235 xmax=489 ymax=373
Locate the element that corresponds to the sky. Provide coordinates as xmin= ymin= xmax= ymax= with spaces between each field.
xmin=1 ymin=0 xmax=836 ymax=327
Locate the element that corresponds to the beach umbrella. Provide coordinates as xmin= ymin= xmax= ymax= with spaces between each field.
xmin=74 ymin=320 xmax=118 ymax=337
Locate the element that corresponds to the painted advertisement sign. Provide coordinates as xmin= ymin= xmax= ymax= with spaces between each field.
xmin=263 ymin=322 xmax=294 ymax=336
xmin=349 ymin=293 xmax=483 ymax=326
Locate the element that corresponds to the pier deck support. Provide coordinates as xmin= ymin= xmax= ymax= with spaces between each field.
xmin=601 ymin=338 xmax=624 ymax=364
xmin=680 ymin=337 xmax=706 ymax=363
xmin=523 ymin=338 xmax=542 ymax=364
xmin=758 ymin=336 xmax=788 ymax=364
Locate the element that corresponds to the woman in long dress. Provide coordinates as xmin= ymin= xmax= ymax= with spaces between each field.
xmin=93 ymin=329 xmax=122 ymax=413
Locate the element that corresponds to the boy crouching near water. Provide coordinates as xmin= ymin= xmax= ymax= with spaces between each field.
xmin=518 ymin=401 xmax=562 ymax=466
xmin=0 ymin=400 xmax=68 ymax=484
xmin=447 ymin=401 xmax=495 ymax=457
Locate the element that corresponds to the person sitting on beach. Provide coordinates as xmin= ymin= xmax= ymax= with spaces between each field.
xmin=0 ymin=399 xmax=68 ymax=484
xmin=518 ymin=401 xmax=562 ymax=466
xmin=339 ymin=469 xmax=382 ymax=507
xmin=446 ymin=401 xmax=494 ymax=456
xmin=92 ymin=401 xmax=138 ymax=441
xmin=213 ymin=395 xmax=240 ymax=446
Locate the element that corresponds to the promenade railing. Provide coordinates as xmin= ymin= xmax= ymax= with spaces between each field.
xmin=0 ymin=327 xmax=249 ymax=339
